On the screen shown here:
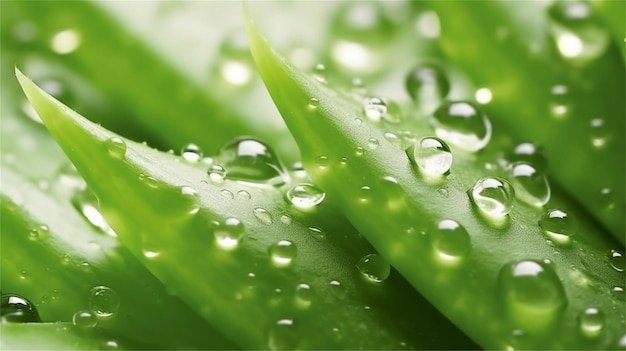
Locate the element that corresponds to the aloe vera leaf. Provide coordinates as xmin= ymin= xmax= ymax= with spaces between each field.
xmin=0 ymin=323 xmax=148 ymax=350
xmin=426 ymin=0 xmax=625 ymax=244
xmin=246 ymin=12 xmax=626 ymax=350
xmin=16 ymin=69 xmax=480 ymax=350
xmin=2 ymin=0 xmax=300 ymax=161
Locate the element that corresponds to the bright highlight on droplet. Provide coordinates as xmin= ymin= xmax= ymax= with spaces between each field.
xmin=475 ymin=88 xmax=493 ymax=104
xmin=557 ymin=32 xmax=584 ymax=57
xmin=221 ymin=61 xmax=252 ymax=86
xmin=51 ymin=29 xmax=81 ymax=54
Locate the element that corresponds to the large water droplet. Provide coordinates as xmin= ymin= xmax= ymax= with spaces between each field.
xmin=607 ymin=250 xmax=625 ymax=272
xmin=356 ymin=254 xmax=391 ymax=283
xmin=578 ymin=307 xmax=605 ymax=338
xmin=507 ymin=142 xmax=548 ymax=171
xmin=469 ymin=177 xmax=515 ymax=217
xmin=363 ymin=96 xmax=387 ymax=122
xmin=407 ymin=137 xmax=452 ymax=176
xmin=181 ymin=143 xmax=203 ymax=163
xmin=431 ymin=101 xmax=492 ymax=151
xmin=548 ymin=1 xmax=609 ymax=64
xmin=268 ymin=319 xmax=299 ymax=351
xmin=215 ymin=218 xmax=244 ymax=250
xmin=104 ymin=137 xmax=127 ymax=159
xmin=509 ymin=162 xmax=551 ymax=207
xmin=219 ymin=138 xmax=288 ymax=186
xmin=405 ymin=64 xmax=449 ymax=115
xmin=88 ymin=286 xmax=120 ymax=317
xmin=1 ymin=294 xmax=41 ymax=322
xmin=73 ymin=310 xmax=97 ymax=328
xmin=71 ymin=188 xmax=116 ymax=237
xmin=498 ymin=260 xmax=567 ymax=332
xmin=270 ymin=240 xmax=297 ymax=267
xmin=432 ymin=219 xmax=471 ymax=262
xmin=286 ymin=183 xmax=326 ymax=209
xmin=539 ymin=209 xmax=577 ymax=245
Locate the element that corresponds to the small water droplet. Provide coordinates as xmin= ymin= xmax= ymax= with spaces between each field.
xmin=287 ymin=183 xmax=326 ymax=209
xmin=220 ymin=189 xmax=234 ymax=199
xmin=1 ymin=294 xmax=41 ymax=322
xmin=88 ymin=286 xmax=120 ymax=317
xmin=469 ymin=177 xmax=515 ymax=217
xmin=356 ymin=254 xmax=391 ymax=282
xmin=611 ymin=286 xmax=625 ymax=301
xmin=407 ymin=137 xmax=452 ymax=176
xmin=432 ymin=219 xmax=471 ymax=262
xmin=315 ymin=155 xmax=329 ymax=169
xmin=143 ymin=250 xmax=160 ymax=259
xmin=253 ymin=208 xmax=273 ymax=225
xmin=358 ymin=185 xmax=372 ymax=203
xmin=329 ymin=280 xmax=347 ymax=298
xmin=367 ymin=138 xmax=379 ymax=150
xmin=355 ymin=146 xmax=365 ymax=157
xmin=268 ymin=319 xmax=299 ymax=351
xmin=101 ymin=340 xmax=119 ymax=350
xmin=29 ymin=225 xmax=49 ymax=241
xmin=508 ymin=142 xmax=548 ymax=171
xmin=405 ymin=64 xmax=450 ymax=115
xmin=181 ymin=143 xmax=203 ymax=163
xmin=207 ymin=164 xmax=226 ymax=184
xmin=590 ymin=118 xmax=608 ymax=148
xmin=295 ymin=283 xmax=313 ymax=308
xmin=71 ymin=188 xmax=116 ymax=237
xmin=498 ymin=260 xmax=567 ymax=332
xmin=215 ymin=218 xmax=244 ymax=250
xmin=73 ymin=310 xmax=97 ymax=328
xmin=438 ymin=187 xmax=449 ymax=198
xmin=431 ymin=101 xmax=492 ymax=151
xmin=539 ymin=209 xmax=577 ymax=245
xmin=307 ymin=97 xmax=320 ymax=110
xmin=270 ymin=240 xmax=297 ymax=267
xmin=509 ymin=162 xmax=551 ymax=207
xmin=308 ymin=226 xmax=326 ymax=240
xmin=180 ymin=186 xmax=200 ymax=215
xmin=312 ymin=63 xmax=327 ymax=83
xmin=550 ymin=85 xmax=570 ymax=119
xmin=363 ymin=96 xmax=387 ymax=122
xmin=237 ymin=190 xmax=251 ymax=199
xmin=607 ymin=250 xmax=625 ymax=272
xmin=384 ymin=132 xmax=403 ymax=148
xmin=215 ymin=31 xmax=254 ymax=87
xmin=50 ymin=29 xmax=81 ymax=54
xmin=104 ymin=137 xmax=127 ymax=159
xmin=219 ymin=138 xmax=288 ymax=187
xmin=578 ymin=307 xmax=605 ymax=338
xmin=280 ymin=214 xmax=292 ymax=225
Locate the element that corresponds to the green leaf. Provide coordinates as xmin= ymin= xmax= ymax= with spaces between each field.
xmin=246 ymin=9 xmax=625 ymax=350
xmin=16 ymin=68 xmax=479 ymax=350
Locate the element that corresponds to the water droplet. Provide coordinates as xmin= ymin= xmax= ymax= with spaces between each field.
xmin=508 ymin=142 xmax=548 ymax=171
xmin=71 ymin=188 xmax=116 ymax=236
xmin=253 ymin=208 xmax=273 ymax=225
xmin=88 ymin=286 xmax=120 ymax=317
xmin=356 ymin=254 xmax=391 ymax=282
xmin=220 ymin=189 xmax=234 ymax=199
xmin=475 ymin=87 xmax=493 ymax=105
xmin=315 ymin=155 xmax=329 ymax=169
xmin=237 ymin=190 xmax=251 ymax=200
xmin=384 ymin=132 xmax=403 ymax=148
xmin=329 ymin=280 xmax=347 ymax=299
xmin=312 ymin=63 xmax=327 ymax=83
xmin=215 ymin=218 xmax=244 ymax=250
xmin=539 ymin=209 xmax=577 ymax=245
xmin=367 ymin=138 xmax=380 ymax=150
xmin=509 ymin=162 xmax=550 ymax=207
xmin=498 ymin=260 xmax=567 ymax=332
xmin=407 ymin=137 xmax=452 ymax=176
xmin=73 ymin=310 xmax=97 ymax=328
xmin=607 ymin=250 xmax=625 ymax=272
xmin=590 ymin=118 xmax=608 ymax=148
xmin=268 ymin=319 xmax=299 ymax=351
xmin=286 ymin=183 xmax=326 ymax=209
xmin=143 ymin=250 xmax=160 ymax=259
xmin=104 ymin=137 xmax=127 ymax=159
xmin=207 ymin=164 xmax=226 ymax=184
xmin=307 ymin=97 xmax=320 ymax=110
xmin=215 ymin=31 xmax=254 ymax=87
xmin=431 ymin=101 xmax=492 ymax=151
xmin=295 ymin=283 xmax=313 ymax=308
xmin=308 ymin=226 xmax=326 ymax=240
xmin=180 ymin=186 xmax=200 ymax=215
xmin=363 ymin=96 xmax=387 ymax=122
xmin=50 ymin=29 xmax=81 ymax=54
xmin=405 ymin=64 xmax=449 ymax=115
xmin=548 ymin=1 xmax=609 ymax=64
xmin=29 ymin=225 xmax=49 ymax=241
xmin=219 ymin=138 xmax=288 ymax=187
xmin=550 ymin=84 xmax=570 ymax=119
xmin=270 ymin=240 xmax=297 ymax=267
xmin=355 ymin=146 xmax=365 ymax=157
xmin=358 ymin=185 xmax=372 ymax=203
xmin=469 ymin=177 xmax=515 ymax=217
xmin=1 ymin=294 xmax=41 ymax=322
xmin=578 ymin=307 xmax=605 ymax=338
xmin=432 ymin=219 xmax=471 ymax=262
xmin=611 ymin=286 xmax=625 ymax=301
xmin=181 ymin=143 xmax=203 ymax=163
xmin=280 ymin=214 xmax=292 ymax=225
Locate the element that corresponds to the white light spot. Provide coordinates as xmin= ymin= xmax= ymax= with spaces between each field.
xmin=416 ymin=11 xmax=441 ymax=39
xmin=51 ymin=30 xmax=81 ymax=54
xmin=221 ymin=61 xmax=252 ymax=86
xmin=475 ymin=88 xmax=493 ymax=104
xmin=557 ymin=33 xmax=583 ymax=58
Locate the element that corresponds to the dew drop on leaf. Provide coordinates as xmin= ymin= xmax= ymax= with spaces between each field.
xmin=28 ymin=224 xmax=49 ymax=241
xmin=286 ymin=183 xmax=326 ymax=209
xmin=607 ymin=250 xmax=625 ymax=272
xmin=329 ymin=280 xmax=347 ymax=299
xmin=181 ymin=143 xmax=203 ymax=163
xmin=509 ymin=162 xmax=550 ymax=207
xmin=253 ymin=207 xmax=273 ymax=225
xmin=268 ymin=319 xmax=299 ymax=351
xmin=88 ymin=286 xmax=120 ymax=317
xmin=104 ymin=137 xmax=127 ymax=159
xmin=356 ymin=253 xmax=391 ymax=282
xmin=363 ymin=96 xmax=387 ymax=122
xmin=469 ymin=177 xmax=515 ymax=217
xmin=308 ymin=226 xmax=326 ymax=241
xmin=431 ymin=101 xmax=492 ymax=151
xmin=431 ymin=219 xmax=471 ymax=263
xmin=270 ymin=240 xmax=297 ymax=267
xmin=539 ymin=209 xmax=577 ymax=245
xmin=295 ymin=283 xmax=313 ymax=308
xmin=549 ymin=85 xmax=570 ymax=119
xmin=405 ymin=64 xmax=449 ymax=115
xmin=611 ymin=286 xmax=625 ymax=301
xmin=71 ymin=188 xmax=116 ymax=237
xmin=407 ymin=136 xmax=452 ymax=176
xmin=214 ymin=217 xmax=244 ymax=251
xmin=367 ymin=137 xmax=380 ymax=150
xmin=1 ymin=294 xmax=41 ymax=323
xmin=72 ymin=310 xmax=97 ymax=328
xmin=507 ymin=142 xmax=548 ymax=171
xmin=219 ymin=138 xmax=288 ymax=187
xmin=578 ymin=307 xmax=605 ymax=338
xmin=307 ymin=97 xmax=320 ymax=110
xmin=207 ymin=164 xmax=227 ymax=184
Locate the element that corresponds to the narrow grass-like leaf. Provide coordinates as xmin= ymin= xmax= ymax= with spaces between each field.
xmin=16 ymin=69 xmax=479 ymax=350
xmin=246 ymin=11 xmax=625 ymax=350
